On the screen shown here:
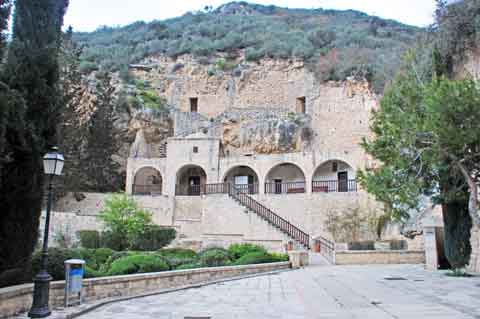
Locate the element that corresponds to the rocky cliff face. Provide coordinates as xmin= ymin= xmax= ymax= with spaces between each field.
xmin=126 ymin=54 xmax=376 ymax=158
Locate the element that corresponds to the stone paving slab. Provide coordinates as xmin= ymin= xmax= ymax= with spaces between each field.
xmin=73 ymin=264 xmax=480 ymax=319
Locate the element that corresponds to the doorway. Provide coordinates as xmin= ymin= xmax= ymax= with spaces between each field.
xmin=275 ymin=179 xmax=282 ymax=194
xmin=188 ymin=176 xmax=201 ymax=195
xmin=338 ymin=172 xmax=348 ymax=192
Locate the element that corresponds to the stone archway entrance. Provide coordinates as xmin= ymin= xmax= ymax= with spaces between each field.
xmin=133 ymin=167 xmax=162 ymax=195
xmin=265 ymin=163 xmax=306 ymax=194
xmin=223 ymin=165 xmax=259 ymax=194
xmin=175 ymin=165 xmax=207 ymax=196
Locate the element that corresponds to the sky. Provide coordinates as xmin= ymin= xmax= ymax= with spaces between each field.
xmin=63 ymin=0 xmax=438 ymax=32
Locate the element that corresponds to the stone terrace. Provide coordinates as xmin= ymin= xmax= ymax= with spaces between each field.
xmin=77 ymin=264 xmax=480 ymax=319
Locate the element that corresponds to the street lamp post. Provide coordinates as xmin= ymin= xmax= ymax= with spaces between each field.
xmin=28 ymin=148 xmax=64 ymax=318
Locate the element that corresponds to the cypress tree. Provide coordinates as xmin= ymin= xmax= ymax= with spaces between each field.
xmin=0 ymin=0 xmax=11 ymax=60
xmin=84 ymin=73 xmax=122 ymax=192
xmin=58 ymin=27 xmax=90 ymax=194
xmin=0 ymin=0 xmax=69 ymax=287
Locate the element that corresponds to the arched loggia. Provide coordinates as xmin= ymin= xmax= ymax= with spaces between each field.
xmin=133 ymin=167 xmax=163 ymax=195
xmin=265 ymin=163 xmax=306 ymax=194
xmin=175 ymin=164 xmax=207 ymax=196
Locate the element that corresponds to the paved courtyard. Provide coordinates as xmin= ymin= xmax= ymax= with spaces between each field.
xmin=78 ymin=264 xmax=480 ymax=319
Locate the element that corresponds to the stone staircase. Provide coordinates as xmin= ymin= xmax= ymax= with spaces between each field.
xmin=227 ymin=185 xmax=310 ymax=250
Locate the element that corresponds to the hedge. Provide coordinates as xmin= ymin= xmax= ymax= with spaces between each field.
xmin=199 ymin=248 xmax=231 ymax=267
xmin=108 ymin=254 xmax=170 ymax=275
xmin=233 ymin=251 xmax=289 ymax=266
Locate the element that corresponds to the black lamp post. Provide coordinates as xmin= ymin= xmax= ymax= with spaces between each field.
xmin=28 ymin=148 xmax=64 ymax=318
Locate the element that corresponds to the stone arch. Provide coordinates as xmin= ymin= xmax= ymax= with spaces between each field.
xmin=222 ymin=165 xmax=260 ymax=194
xmin=312 ymin=159 xmax=356 ymax=193
xmin=175 ymin=164 xmax=207 ymax=196
xmin=133 ymin=166 xmax=163 ymax=195
xmin=265 ymin=162 xmax=306 ymax=194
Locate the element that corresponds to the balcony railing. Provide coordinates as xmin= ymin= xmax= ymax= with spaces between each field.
xmin=264 ymin=181 xmax=306 ymax=194
xmin=175 ymin=183 xmax=259 ymax=196
xmin=132 ymin=184 xmax=162 ymax=195
xmin=312 ymin=180 xmax=357 ymax=193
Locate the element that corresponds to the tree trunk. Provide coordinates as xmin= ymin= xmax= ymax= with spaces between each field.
xmin=468 ymin=224 xmax=480 ymax=273
xmin=440 ymin=176 xmax=472 ymax=269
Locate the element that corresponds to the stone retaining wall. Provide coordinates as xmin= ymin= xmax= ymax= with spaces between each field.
xmin=334 ymin=250 xmax=425 ymax=265
xmin=0 ymin=262 xmax=290 ymax=319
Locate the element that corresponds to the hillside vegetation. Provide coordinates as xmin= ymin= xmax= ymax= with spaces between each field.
xmin=74 ymin=1 xmax=421 ymax=92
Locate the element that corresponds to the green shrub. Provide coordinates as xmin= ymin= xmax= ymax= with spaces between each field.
xmin=99 ymin=251 xmax=137 ymax=273
xmin=131 ymin=226 xmax=176 ymax=251
xmin=93 ymin=248 xmax=115 ymax=266
xmin=156 ymin=248 xmax=199 ymax=268
xmin=108 ymin=254 xmax=170 ymax=275
xmin=228 ymin=243 xmax=266 ymax=260
xmin=101 ymin=231 xmax=128 ymax=251
xmin=84 ymin=265 xmax=105 ymax=278
xmin=31 ymin=248 xmax=75 ymax=280
xmin=233 ymin=251 xmax=288 ymax=266
xmin=199 ymin=248 xmax=231 ymax=267
xmin=78 ymin=230 xmax=101 ymax=249
xmin=157 ymin=248 xmax=197 ymax=259
xmin=98 ymin=194 xmax=153 ymax=250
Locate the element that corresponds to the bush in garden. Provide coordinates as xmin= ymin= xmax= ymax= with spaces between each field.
xmin=198 ymin=248 xmax=231 ymax=267
xmin=232 ymin=251 xmax=288 ymax=266
xmin=101 ymin=231 xmax=128 ymax=251
xmin=107 ymin=254 xmax=170 ymax=276
xmin=228 ymin=243 xmax=267 ymax=260
xmin=131 ymin=226 xmax=176 ymax=251
xmin=157 ymin=248 xmax=197 ymax=259
xmin=31 ymin=248 xmax=76 ymax=280
xmin=98 ymin=194 xmax=153 ymax=249
xmin=78 ymin=230 xmax=101 ymax=249
xmin=84 ymin=265 xmax=105 ymax=278
xmin=156 ymin=248 xmax=199 ymax=269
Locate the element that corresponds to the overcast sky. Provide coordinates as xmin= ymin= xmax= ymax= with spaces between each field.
xmin=64 ymin=0 xmax=438 ymax=32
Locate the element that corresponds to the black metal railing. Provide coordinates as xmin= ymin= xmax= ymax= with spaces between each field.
xmin=264 ymin=181 xmax=306 ymax=194
xmin=175 ymin=183 xmax=229 ymax=196
xmin=132 ymin=184 xmax=162 ymax=195
xmin=315 ymin=236 xmax=335 ymax=263
xmin=233 ymin=183 xmax=259 ymax=195
xmin=228 ymin=184 xmax=310 ymax=249
xmin=312 ymin=180 xmax=357 ymax=193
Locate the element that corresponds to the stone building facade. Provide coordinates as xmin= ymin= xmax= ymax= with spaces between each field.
xmin=52 ymin=55 xmax=429 ymax=253
xmin=121 ymin=55 xmax=403 ymax=251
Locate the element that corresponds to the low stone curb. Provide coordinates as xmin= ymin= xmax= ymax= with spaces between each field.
xmin=10 ymin=268 xmax=292 ymax=319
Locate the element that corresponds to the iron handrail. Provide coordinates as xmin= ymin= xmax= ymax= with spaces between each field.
xmin=228 ymin=183 xmax=310 ymax=249
xmin=315 ymin=235 xmax=335 ymax=263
